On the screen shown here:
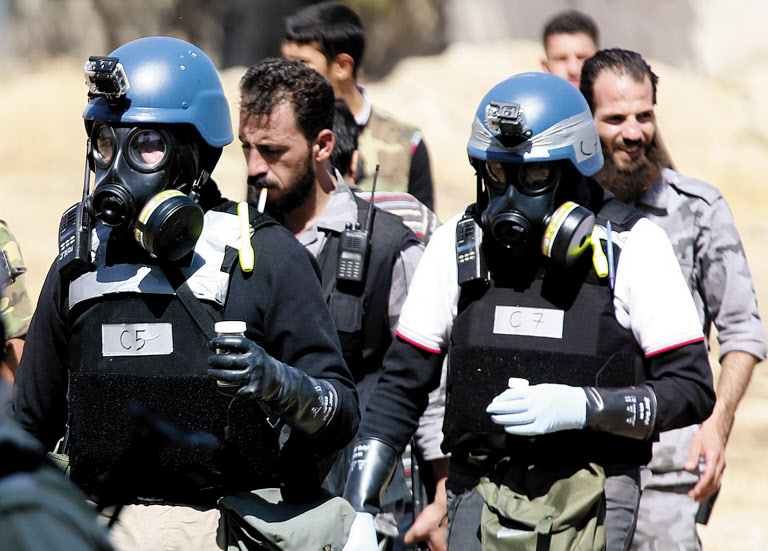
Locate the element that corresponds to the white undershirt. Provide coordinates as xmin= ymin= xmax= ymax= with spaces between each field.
xmin=395 ymin=212 xmax=704 ymax=357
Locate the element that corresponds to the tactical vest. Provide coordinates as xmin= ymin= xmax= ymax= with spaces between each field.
xmin=64 ymin=202 xmax=282 ymax=503
xmin=443 ymin=200 xmax=653 ymax=469
xmin=316 ymin=197 xmax=420 ymax=504
xmin=317 ymin=196 xmax=420 ymax=389
xmin=356 ymin=107 xmax=420 ymax=194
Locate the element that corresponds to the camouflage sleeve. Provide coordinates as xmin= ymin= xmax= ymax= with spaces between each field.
xmin=695 ymin=196 xmax=767 ymax=361
xmin=0 ymin=221 xmax=33 ymax=340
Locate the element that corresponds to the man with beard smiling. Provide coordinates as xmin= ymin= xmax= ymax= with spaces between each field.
xmin=238 ymin=57 xmax=427 ymax=548
xmin=581 ymin=48 xmax=766 ymax=551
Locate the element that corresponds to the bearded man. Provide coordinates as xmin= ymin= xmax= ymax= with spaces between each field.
xmin=581 ymin=48 xmax=766 ymax=551
xmin=238 ymin=58 xmax=443 ymax=549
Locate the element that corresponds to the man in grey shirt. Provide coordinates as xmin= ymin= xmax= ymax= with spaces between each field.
xmin=238 ymin=56 xmax=437 ymax=547
xmin=581 ymin=48 xmax=766 ymax=550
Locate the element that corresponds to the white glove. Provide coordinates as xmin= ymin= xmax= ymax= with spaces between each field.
xmin=486 ymin=383 xmax=587 ymax=436
xmin=342 ymin=512 xmax=379 ymax=551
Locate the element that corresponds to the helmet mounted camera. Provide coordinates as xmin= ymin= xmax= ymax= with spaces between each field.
xmin=84 ymin=56 xmax=130 ymax=109
xmin=484 ymin=101 xmax=532 ymax=148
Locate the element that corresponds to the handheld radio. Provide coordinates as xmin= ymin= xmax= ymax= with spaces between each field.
xmin=58 ymin=140 xmax=93 ymax=280
xmin=336 ymin=164 xmax=379 ymax=285
xmin=456 ymin=212 xmax=488 ymax=286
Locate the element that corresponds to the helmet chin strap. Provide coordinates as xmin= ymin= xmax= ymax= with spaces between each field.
xmin=161 ymin=136 xmax=208 ymax=203
xmin=474 ymin=162 xmax=488 ymax=211
xmin=188 ymin=169 xmax=210 ymax=203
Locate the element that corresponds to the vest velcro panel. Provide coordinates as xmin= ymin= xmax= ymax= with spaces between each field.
xmin=68 ymin=373 xmax=280 ymax=503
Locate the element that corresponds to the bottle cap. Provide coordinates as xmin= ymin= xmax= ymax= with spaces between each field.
xmin=508 ymin=377 xmax=530 ymax=389
xmin=215 ymin=320 xmax=247 ymax=335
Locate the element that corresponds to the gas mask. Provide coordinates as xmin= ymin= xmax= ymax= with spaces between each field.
xmin=86 ymin=124 xmax=204 ymax=261
xmin=480 ymin=160 xmax=595 ymax=266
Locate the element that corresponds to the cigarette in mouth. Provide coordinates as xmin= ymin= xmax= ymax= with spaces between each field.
xmin=257 ymin=188 xmax=268 ymax=213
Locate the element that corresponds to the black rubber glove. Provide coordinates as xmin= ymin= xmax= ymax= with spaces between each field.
xmin=584 ymin=384 xmax=657 ymax=440
xmin=207 ymin=334 xmax=337 ymax=437
xmin=343 ymin=438 xmax=399 ymax=515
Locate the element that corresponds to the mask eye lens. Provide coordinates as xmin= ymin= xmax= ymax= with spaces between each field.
xmin=128 ymin=129 xmax=168 ymax=171
xmin=485 ymin=162 xmax=505 ymax=183
xmin=518 ymin=162 xmax=560 ymax=194
xmin=93 ymin=126 xmax=115 ymax=169
xmin=484 ymin=161 xmax=507 ymax=193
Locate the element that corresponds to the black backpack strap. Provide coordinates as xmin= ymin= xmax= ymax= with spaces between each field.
xmin=320 ymin=236 xmax=340 ymax=302
xmin=592 ymin=199 xmax=646 ymax=291
xmin=162 ymin=201 xmax=282 ymax=341
xmin=162 ymin=265 xmax=217 ymax=341
xmin=595 ymin=199 xmax=645 ymax=232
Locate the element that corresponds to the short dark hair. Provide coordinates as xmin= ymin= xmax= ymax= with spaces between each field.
xmin=239 ymin=57 xmax=335 ymax=145
xmin=542 ymin=10 xmax=599 ymax=49
xmin=283 ymin=2 xmax=366 ymax=78
xmin=580 ymin=48 xmax=659 ymax=112
xmin=331 ymin=98 xmax=359 ymax=177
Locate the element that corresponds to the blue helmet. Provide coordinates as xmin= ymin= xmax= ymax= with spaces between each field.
xmin=83 ymin=36 xmax=233 ymax=148
xmin=467 ymin=72 xmax=602 ymax=176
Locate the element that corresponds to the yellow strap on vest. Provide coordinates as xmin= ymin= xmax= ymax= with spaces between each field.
xmin=590 ymin=227 xmax=608 ymax=278
xmin=238 ymin=201 xmax=254 ymax=272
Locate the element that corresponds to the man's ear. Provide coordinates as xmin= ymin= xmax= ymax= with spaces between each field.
xmin=331 ymin=53 xmax=355 ymax=83
xmin=314 ymin=129 xmax=335 ymax=163
xmin=541 ymin=58 xmax=550 ymax=73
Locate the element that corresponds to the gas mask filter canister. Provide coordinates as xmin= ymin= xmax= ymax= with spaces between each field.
xmin=134 ymin=189 xmax=204 ymax=261
xmin=541 ymin=201 xmax=595 ymax=266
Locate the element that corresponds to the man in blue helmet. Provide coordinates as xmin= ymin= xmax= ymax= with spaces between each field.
xmin=12 ymin=37 xmax=359 ymax=550
xmin=340 ymin=72 xmax=715 ymax=551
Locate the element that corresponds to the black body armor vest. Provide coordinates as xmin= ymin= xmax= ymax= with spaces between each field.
xmin=65 ymin=202 xmax=282 ymax=503
xmin=443 ymin=198 xmax=652 ymax=470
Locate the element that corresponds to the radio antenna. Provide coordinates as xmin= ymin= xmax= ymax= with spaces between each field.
xmin=363 ymin=164 xmax=380 ymax=233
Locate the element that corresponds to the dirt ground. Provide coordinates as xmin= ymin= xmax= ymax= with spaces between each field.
xmin=1 ymin=41 xmax=766 ymax=547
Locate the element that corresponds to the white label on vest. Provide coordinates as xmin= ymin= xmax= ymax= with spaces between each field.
xmin=493 ymin=306 xmax=564 ymax=339
xmin=102 ymin=323 xmax=174 ymax=356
